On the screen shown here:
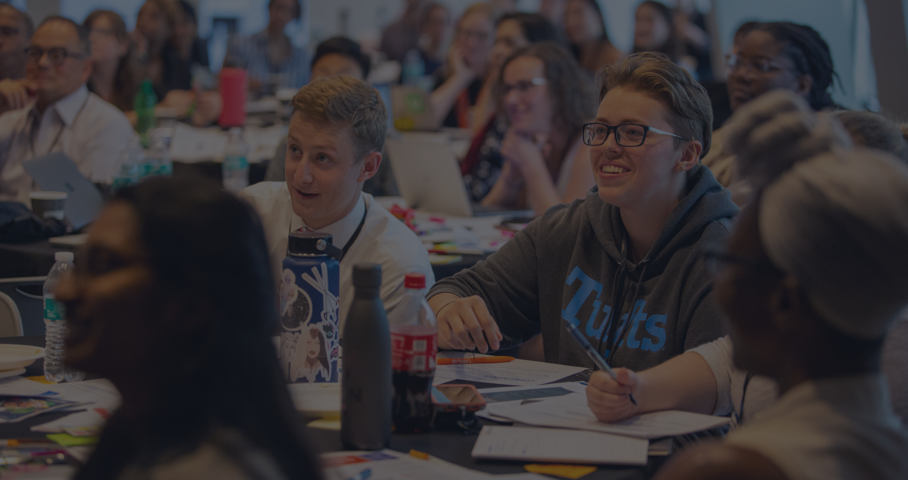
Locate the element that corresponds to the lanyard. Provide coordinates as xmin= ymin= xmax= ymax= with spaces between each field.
xmin=27 ymin=93 xmax=89 ymax=158
xmin=288 ymin=203 xmax=368 ymax=262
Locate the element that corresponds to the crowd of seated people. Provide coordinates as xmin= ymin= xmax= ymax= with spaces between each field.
xmin=0 ymin=2 xmax=906 ymax=479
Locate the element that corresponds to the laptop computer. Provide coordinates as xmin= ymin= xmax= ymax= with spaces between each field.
xmin=384 ymin=137 xmax=534 ymax=218
xmin=22 ymin=152 xmax=104 ymax=230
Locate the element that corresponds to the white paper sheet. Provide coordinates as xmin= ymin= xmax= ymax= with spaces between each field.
xmin=29 ymin=379 xmax=121 ymax=433
xmin=471 ymin=425 xmax=648 ymax=465
xmin=487 ymin=393 xmax=730 ymax=439
xmin=434 ymin=359 xmax=586 ymax=387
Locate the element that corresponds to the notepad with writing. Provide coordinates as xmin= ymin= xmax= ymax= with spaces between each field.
xmin=471 ymin=425 xmax=648 ymax=465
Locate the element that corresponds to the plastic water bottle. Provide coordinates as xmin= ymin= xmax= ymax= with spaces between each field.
xmin=111 ymin=136 xmax=145 ymax=192
xmin=143 ymin=129 xmax=172 ymax=177
xmin=135 ymin=79 xmax=157 ymax=148
xmin=44 ymin=252 xmax=83 ymax=383
xmin=342 ymin=264 xmax=392 ymax=450
xmin=389 ymin=273 xmax=436 ymax=433
xmin=402 ymin=49 xmax=425 ymax=86
xmin=223 ymin=127 xmax=249 ymax=193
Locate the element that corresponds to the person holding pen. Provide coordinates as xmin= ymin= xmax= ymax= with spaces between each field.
xmin=585 ymin=99 xmax=908 ymax=427
xmin=642 ymin=91 xmax=908 ymax=480
xmin=427 ymin=52 xmax=736 ymax=374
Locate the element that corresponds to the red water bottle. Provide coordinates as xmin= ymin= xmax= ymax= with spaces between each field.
xmin=218 ymin=67 xmax=247 ymax=127
xmin=389 ymin=273 xmax=437 ymax=433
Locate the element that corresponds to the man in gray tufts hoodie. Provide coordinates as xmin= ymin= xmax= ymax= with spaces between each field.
xmin=428 ymin=52 xmax=738 ymax=373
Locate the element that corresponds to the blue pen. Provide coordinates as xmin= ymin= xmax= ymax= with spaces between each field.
xmin=564 ymin=321 xmax=638 ymax=406
xmin=346 ymin=468 xmax=371 ymax=480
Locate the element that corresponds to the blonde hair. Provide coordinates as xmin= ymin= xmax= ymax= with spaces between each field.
xmin=290 ymin=75 xmax=388 ymax=161
xmin=597 ymin=52 xmax=713 ymax=158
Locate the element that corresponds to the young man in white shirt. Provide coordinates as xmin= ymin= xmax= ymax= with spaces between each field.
xmin=0 ymin=16 xmax=132 ymax=204
xmin=240 ymin=75 xmax=434 ymax=326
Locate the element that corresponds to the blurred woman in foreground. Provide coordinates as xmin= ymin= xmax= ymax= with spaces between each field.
xmin=57 ymin=177 xmax=323 ymax=480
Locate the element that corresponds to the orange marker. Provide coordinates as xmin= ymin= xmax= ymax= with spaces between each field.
xmin=436 ymin=356 xmax=515 ymax=365
xmin=409 ymin=449 xmax=430 ymax=460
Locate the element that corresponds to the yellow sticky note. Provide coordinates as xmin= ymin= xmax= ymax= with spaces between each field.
xmin=307 ymin=417 xmax=340 ymax=431
xmin=47 ymin=434 xmax=100 ymax=447
xmin=524 ymin=464 xmax=597 ymax=479
xmin=26 ymin=376 xmax=55 ymax=384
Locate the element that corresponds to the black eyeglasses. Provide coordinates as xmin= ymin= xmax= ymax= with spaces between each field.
xmin=497 ymin=77 xmax=546 ymax=97
xmin=702 ymin=249 xmax=779 ymax=278
xmin=0 ymin=26 xmax=20 ymax=38
xmin=24 ymin=47 xmax=86 ymax=66
xmin=724 ymin=54 xmax=790 ymax=75
xmin=582 ymin=123 xmax=689 ymax=147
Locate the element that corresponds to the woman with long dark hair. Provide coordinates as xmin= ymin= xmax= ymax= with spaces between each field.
xmin=563 ymin=0 xmax=622 ymax=76
xmin=56 ymin=177 xmax=323 ymax=480
xmin=84 ymin=10 xmax=140 ymax=115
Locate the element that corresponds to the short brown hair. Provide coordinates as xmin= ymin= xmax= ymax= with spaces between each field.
xmin=597 ymin=52 xmax=712 ymax=158
xmin=290 ymin=75 xmax=388 ymax=161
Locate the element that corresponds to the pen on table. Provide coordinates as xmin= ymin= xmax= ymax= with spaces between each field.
xmin=345 ymin=468 xmax=371 ymax=480
xmin=436 ymin=356 xmax=514 ymax=365
xmin=563 ymin=321 xmax=638 ymax=406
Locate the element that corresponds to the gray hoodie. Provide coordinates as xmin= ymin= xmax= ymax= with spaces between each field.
xmin=429 ymin=166 xmax=738 ymax=372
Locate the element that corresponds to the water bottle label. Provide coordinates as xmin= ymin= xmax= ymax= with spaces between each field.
xmin=44 ymin=298 xmax=64 ymax=321
xmin=224 ymin=155 xmax=248 ymax=170
xmin=391 ymin=333 xmax=436 ymax=372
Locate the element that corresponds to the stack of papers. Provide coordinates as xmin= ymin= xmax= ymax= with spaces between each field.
xmin=483 ymin=392 xmax=730 ymax=439
xmin=322 ymin=449 xmax=547 ymax=480
xmin=434 ymin=357 xmax=586 ymax=387
xmin=472 ymin=425 xmax=648 ymax=465
xmin=0 ymin=377 xmax=120 ymax=432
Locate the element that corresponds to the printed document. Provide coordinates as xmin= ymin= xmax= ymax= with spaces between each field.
xmin=487 ymin=393 xmax=729 ymax=439
xmin=434 ymin=359 xmax=586 ymax=386
xmin=472 ymin=425 xmax=648 ymax=465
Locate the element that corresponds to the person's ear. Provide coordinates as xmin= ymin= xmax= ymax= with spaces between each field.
xmin=675 ymin=139 xmax=702 ymax=172
xmin=795 ymin=74 xmax=814 ymax=100
xmin=357 ymin=151 xmax=382 ymax=182
xmin=769 ymin=275 xmax=810 ymax=334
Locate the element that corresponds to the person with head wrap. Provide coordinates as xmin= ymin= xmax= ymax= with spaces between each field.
xmin=586 ymin=90 xmax=908 ymax=480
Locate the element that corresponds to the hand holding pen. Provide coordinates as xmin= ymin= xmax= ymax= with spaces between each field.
xmin=563 ymin=321 xmax=639 ymax=414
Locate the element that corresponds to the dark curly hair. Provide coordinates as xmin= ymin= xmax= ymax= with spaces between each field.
xmin=496 ymin=42 xmax=595 ymax=134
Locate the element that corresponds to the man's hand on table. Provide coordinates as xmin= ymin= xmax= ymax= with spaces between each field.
xmin=586 ymin=368 xmax=641 ymax=422
xmin=429 ymin=293 xmax=502 ymax=353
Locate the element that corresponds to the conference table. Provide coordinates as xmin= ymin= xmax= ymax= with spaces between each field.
xmin=0 ymin=335 xmax=670 ymax=479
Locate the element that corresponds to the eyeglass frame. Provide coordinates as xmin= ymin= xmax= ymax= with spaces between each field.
xmin=24 ymin=46 xmax=86 ymax=66
xmin=497 ymin=77 xmax=547 ymax=97
xmin=456 ymin=27 xmax=491 ymax=43
xmin=724 ymin=54 xmax=793 ymax=75
xmin=0 ymin=25 xmax=21 ymax=38
xmin=581 ymin=122 xmax=691 ymax=147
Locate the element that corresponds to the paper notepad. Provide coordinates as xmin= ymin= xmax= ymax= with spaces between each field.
xmin=471 ymin=425 xmax=648 ymax=465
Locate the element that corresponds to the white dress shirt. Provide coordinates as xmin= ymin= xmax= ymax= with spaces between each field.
xmin=0 ymin=85 xmax=133 ymax=203
xmin=239 ymin=182 xmax=435 ymax=330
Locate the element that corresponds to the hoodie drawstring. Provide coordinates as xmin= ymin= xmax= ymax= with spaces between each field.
xmin=606 ymin=259 xmax=650 ymax=365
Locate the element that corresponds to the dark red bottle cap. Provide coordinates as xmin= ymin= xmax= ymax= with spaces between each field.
xmin=404 ymin=273 xmax=425 ymax=289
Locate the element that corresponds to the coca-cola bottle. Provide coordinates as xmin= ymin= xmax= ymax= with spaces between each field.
xmin=389 ymin=273 xmax=437 ymax=433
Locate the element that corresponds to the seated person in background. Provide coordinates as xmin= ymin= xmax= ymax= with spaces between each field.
xmin=132 ymin=0 xmax=212 ymax=123
xmin=564 ymin=0 xmax=623 ymax=77
xmin=632 ymin=1 xmax=702 ymax=79
xmin=56 ymin=177 xmax=324 ymax=480
xmin=478 ymin=42 xmax=595 ymax=215
xmin=224 ymin=0 xmax=308 ymax=96
xmin=84 ymin=11 xmax=140 ymax=115
xmin=0 ymin=16 xmax=132 ymax=204
xmin=264 ymin=36 xmax=371 ymax=182
xmin=0 ymin=3 xmax=32 ymax=82
xmin=471 ymin=12 xmax=562 ymax=135
xmin=241 ymin=76 xmax=434 ymax=323
xmin=379 ymin=0 xmax=429 ymax=64
xmin=427 ymin=53 xmax=735 ymax=375
xmin=430 ymin=2 xmax=496 ymax=129
xmin=538 ymin=0 xmax=567 ymax=31
xmin=418 ymin=3 xmax=452 ymax=77
xmin=648 ymin=93 xmax=908 ymax=480
xmin=703 ymin=21 xmax=837 ymax=188
xmin=586 ymin=96 xmax=908 ymax=427
xmin=462 ymin=13 xmax=564 ymax=201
